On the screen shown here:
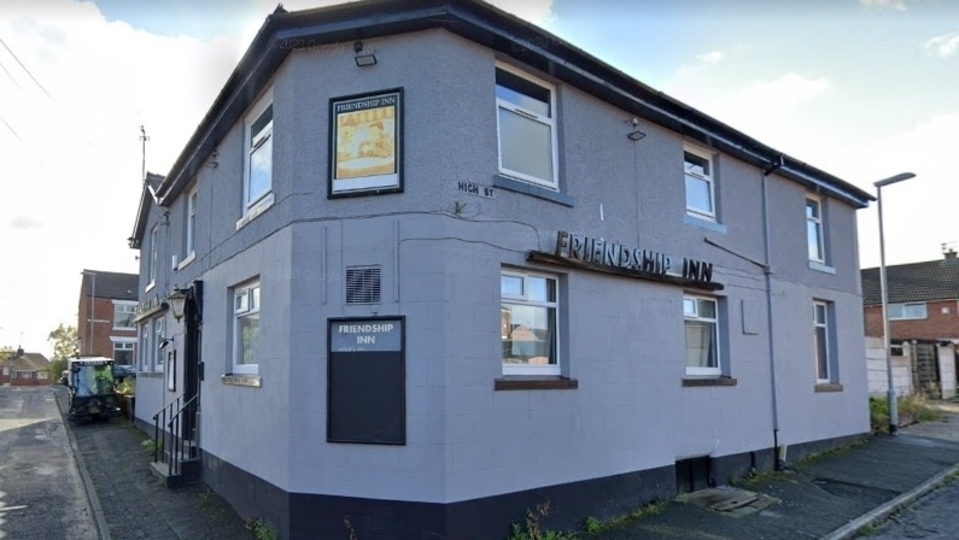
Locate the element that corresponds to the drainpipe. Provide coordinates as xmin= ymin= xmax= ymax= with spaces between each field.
xmin=762 ymin=155 xmax=785 ymax=470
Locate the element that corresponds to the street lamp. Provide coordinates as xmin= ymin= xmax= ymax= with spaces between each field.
xmin=875 ymin=172 xmax=916 ymax=436
xmin=81 ymin=270 xmax=97 ymax=356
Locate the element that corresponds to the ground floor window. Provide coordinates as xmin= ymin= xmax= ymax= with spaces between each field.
xmin=501 ymin=270 xmax=559 ymax=376
xmin=684 ymin=295 xmax=720 ymax=376
xmin=113 ymin=341 xmax=135 ymax=365
xmin=233 ymin=280 xmax=261 ymax=374
xmin=814 ymin=301 xmax=833 ymax=382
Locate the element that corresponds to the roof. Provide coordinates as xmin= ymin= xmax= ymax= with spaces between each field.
xmin=80 ymin=270 xmax=139 ymax=301
xmin=1 ymin=351 xmax=50 ymax=372
xmin=129 ymin=172 xmax=164 ymax=249
xmin=146 ymin=0 xmax=873 ymax=218
xmin=861 ymin=255 xmax=959 ymax=305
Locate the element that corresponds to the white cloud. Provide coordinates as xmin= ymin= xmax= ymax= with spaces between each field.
xmin=8 ymin=216 xmax=40 ymax=230
xmin=696 ymin=50 xmax=726 ymax=65
xmin=858 ymin=0 xmax=919 ymax=11
xmin=924 ymin=31 xmax=959 ymax=58
xmin=0 ymin=0 xmax=237 ymax=353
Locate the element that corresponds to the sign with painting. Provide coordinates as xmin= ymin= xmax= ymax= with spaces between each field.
xmin=327 ymin=317 xmax=406 ymax=445
xmin=329 ymin=89 xmax=403 ymax=197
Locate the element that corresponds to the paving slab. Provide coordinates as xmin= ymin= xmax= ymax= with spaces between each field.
xmin=590 ymin=409 xmax=959 ymax=540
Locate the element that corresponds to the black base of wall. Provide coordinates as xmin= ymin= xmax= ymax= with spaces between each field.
xmin=198 ymin=432 xmax=869 ymax=540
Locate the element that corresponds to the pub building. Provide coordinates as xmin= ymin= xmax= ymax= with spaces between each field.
xmin=127 ymin=1 xmax=874 ymax=538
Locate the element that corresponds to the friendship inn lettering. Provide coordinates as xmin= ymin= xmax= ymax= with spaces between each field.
xmin=554 ymin=230 xmax=714 ymax=284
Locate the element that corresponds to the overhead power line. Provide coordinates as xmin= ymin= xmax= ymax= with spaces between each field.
xmin=0 ymin=58 xmax=21 ymax=90
xmin=0 ymin=35 xmax=56 ymax=103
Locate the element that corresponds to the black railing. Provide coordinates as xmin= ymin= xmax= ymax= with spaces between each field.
xmin=151 ymin=393 xmax=199 ymax=477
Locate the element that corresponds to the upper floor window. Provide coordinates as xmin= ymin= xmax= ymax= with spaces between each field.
xmin=113 ymin=341 xmax=135 ymax=366
xmin=495 ymin=64 xmax=557 ymax=190
xmin=888 ymin=302 xmax=927 ymax=320
xmin=245 ymin=91 xmax=273 ymax=210
xmin=233 ymin=280 xmax=261 ymax=374
xmin=684 ymin=146 xmax=716 ymax=220
xmin=501 ymin=270 xmax=559 ymax=376
xmin=806 ymin=197 xmax=825 ymax=263
xmin=113 ymin=302 xmax=136 ymax=329
xmin=148 ymin=226 xmax=158 ymax=287
xmin=684 ymin=295 xmax=720 ymax=376
xmin=185 ymin=187 xmax=197 ymax=257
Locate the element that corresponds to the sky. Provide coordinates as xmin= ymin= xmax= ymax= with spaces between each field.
xmin=0 ymin=0 xmax=956 ymax=354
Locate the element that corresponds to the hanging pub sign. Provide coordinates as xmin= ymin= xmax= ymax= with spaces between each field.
xmin=328 ymin=88 xmax=403 ymax=197
xmin=526 ymin=231 xmax=723 ymax=291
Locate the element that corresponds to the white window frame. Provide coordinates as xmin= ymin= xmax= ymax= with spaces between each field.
xmin=495 ymin=62 xmax=559 ymax=190
xmin=140 ymin=325 xmax=151 ymax=371
xmin=112 ymin=340 xmax=135 ymax=365
xmin=806 ymin=196 xmax=825 ymax=263
xmin=148 ymin=225 xmax=158 ymax=289
xmin=501 ymin=269 xmax=560 ymax=376
xmin=185 ymin=186 xmax=197 ymax=259
xmin=814 ymin=301 xmax=831 ymax=383
xmin=684 ymin=145 xmax=717 ymax=221
xmin=683 ymin=295 xmax=721 ymax=376
xmin=887 ymin=302 xmax=927 ymax=320
xmin=243 ymin=89 xmax=274 ymax=213
xmin=37 ymin=371 xmax=48 ymax=380
xmin=232 ymin=280 xmax=261 ymax=375
xmin=112 ymin=301 xmax=137 ymax=330
xmin=153 ymin=318 xmax=165 ymax=369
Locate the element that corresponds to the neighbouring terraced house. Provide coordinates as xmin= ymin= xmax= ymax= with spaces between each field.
xmin=127 ymin=1 xmax=875 ymax=538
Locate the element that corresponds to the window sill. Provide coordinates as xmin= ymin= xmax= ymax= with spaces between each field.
xmin=815 ymin=383 xmax=844 ymax=393
xmin=139 ymin=371 xmax=164 ymax=379
xmin=222 ymin=374 xmax=262 ymax=388
xmin=808 ymin=261 xmax=836 ymax=274
xmin=684 ymin=214 xmax=727 ymax=234
xmin=177 ymin=252 xmax=196 ymax=271
xmin=493 ymin=174 xmax=574 ymax=207
xmin=494 ymin=376 xmax=578 ymax=391
xmin=682 ymin=376 xmax=738 ymax=387
xmin=235 ymin=192 xmax=275 ymax=231
xmin=145 ymin=282 xmax=155 ymax=293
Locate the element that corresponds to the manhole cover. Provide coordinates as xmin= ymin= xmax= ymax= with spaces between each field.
xmin=677 ymin=486 xmax=780 ymax=518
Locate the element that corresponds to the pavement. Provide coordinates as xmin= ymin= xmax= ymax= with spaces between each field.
xmin=50 ymin=385 xmax=255 ymax=540
xmin=591 ymin=400 xmax=959 ymax=540
xmin=41 ymin=382 xmax=959 ymax=540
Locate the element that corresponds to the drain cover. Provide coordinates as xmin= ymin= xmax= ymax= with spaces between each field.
xmin=677 ymin=486 xmax=780 ymax=518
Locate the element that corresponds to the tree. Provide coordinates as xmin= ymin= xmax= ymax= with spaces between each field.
xmin=47 ymin=324 xmax=78 ymax=380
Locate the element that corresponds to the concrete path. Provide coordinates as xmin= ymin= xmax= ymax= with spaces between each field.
xmin=0 ymin=386 xmax=98 ymax=540
xmin=590 ymin=405 xmax=959 ymax=540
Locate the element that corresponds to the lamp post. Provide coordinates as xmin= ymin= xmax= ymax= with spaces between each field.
xmin=875 ymin=172 xmax=916 ymax=436
xmin=81 ymin=270 xmax=97 ymax=356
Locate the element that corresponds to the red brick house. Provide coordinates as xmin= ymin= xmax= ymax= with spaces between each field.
xmin=861 ymin=250 xmax=959 ymax=341
xmin=0 ymin=349 xmax=52 ymax=386
xmin=78 ymin=270 xmax=139 ymax=365
xmin=861 ymin=250 xmax=959 ymax=398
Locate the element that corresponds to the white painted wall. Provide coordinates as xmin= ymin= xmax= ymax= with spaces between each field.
xmin=866 ymin=336 xmax=912 ymax=397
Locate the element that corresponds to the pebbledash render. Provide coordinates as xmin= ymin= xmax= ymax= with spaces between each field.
xmin=127 ymin=1 xmax=874 ymax=538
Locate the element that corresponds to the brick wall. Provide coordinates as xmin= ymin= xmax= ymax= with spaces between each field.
xmin=77 ymin=296 xmax=138 ymax=359
xmin=864 ymin=299 xmax=959 ymax=340
xmin=8 ymin=371 xmax=51 ymax=386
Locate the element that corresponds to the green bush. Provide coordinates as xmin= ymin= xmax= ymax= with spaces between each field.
xmin=870 ymin=395 xmax=943 ymax=433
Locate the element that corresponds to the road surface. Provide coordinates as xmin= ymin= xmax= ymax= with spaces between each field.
xmin=0 ymin=385 xmax=98 ymax=540
xmin=868 ymin=479 xmax=959 ymax=539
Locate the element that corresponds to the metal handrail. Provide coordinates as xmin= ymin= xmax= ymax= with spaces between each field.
xmin=152 ymin=393 xmax=199 ymax=477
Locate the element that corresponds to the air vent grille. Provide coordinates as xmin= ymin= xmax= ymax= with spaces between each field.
xmin=346 ymin=266 xmax=381 ymax=304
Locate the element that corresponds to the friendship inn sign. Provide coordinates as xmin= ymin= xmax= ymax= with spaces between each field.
xmin=526 ymin=231 xmax=723 ymax=291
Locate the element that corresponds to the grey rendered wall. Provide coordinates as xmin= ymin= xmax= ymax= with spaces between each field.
xmin=135 ymin=26 xmax=869 ymax=504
